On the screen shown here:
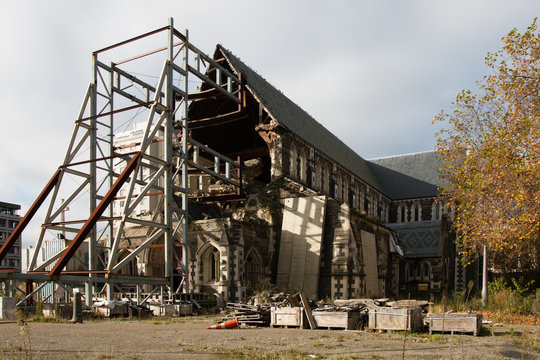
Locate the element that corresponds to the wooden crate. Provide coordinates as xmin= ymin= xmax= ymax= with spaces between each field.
xmin=312 ymin=310 xmax=360 ymax=330
xmin=42 ymin=303 xmax=73 ymax=319
xmin=368 ymin=307 xmax=423 ymax=332
xmin=270 ymin=307 xmax=304 ymax=328
xmin=93 ymin=302 xmax=128 ymax=317
xmin=426 ymin=313 xmax=482 ymax=336
xmin=149 ymin=303 xmax=193 ymax=316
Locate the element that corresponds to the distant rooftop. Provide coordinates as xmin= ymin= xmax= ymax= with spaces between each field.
xmin=0 ymin=201 xmax=21 ymax=210
xmin=367 ymin=151 xmax=442 ymax=200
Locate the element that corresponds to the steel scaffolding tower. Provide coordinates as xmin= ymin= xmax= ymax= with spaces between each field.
xmin=0 ymin=19 xmax=242 ymax=305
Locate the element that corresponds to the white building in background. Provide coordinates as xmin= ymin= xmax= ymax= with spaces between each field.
xmin=22 ymin=236 xmax=88 ymax=302
xmin=0 ymin=201 xmax=22 ymax=273
xmin=113 ymin=122 xmax=164 ymax=218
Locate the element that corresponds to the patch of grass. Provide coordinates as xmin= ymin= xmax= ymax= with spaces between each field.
xmin=216 ymin=346 xmax=304 ymax=360
xmin=96 ymin=355 xmax=115 ymax=359
xmin=182 ymin=346 xmax=197 ymax=353
xmin=430 ymin=334 xmax=446 ymax=342
xmin=31 ymin=316 xmax=59 ymax=323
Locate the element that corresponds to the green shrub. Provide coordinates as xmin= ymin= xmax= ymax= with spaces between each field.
xmin=434 ymin=277 xmax=537 ymax=316
xmin=510 ymin=277 xmax=535 ymax=297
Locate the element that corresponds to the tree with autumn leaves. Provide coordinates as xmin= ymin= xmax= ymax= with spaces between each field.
xmin=435 ymin=19 xmax=539 ymax=271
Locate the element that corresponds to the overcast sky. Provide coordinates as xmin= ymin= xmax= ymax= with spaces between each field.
xmin=1 ymin=0 xmax=538 ymax=247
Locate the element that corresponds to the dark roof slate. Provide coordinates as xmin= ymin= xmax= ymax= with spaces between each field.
xmin=0 ymin=201 xmax=20 ymax=210
xmin=367 ymin=151 xmax=442 ymax=200
xmin=217 ymin=45 xmax=385 ymax=194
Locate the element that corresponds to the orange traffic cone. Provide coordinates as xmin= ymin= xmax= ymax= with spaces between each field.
xmin=206 ymin=317 xmax=239 ymax=329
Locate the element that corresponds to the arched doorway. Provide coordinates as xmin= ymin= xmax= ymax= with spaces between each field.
xmin=199 ymin=242 xmax=221 ymax=284
xmin=245 ymin=248 xmax=262 ymax=293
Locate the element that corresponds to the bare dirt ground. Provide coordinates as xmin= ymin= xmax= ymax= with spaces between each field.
xmin=0 ymin=315 xmax=538 ymax=359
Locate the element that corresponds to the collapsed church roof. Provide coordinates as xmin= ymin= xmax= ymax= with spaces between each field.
xmin=367 ymin=151 xmax=442 ymax=200
xmin=217 ymin=45 xmax=385 ymax=194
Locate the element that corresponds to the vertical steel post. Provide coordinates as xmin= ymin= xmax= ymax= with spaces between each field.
xmin=87 ymin=53 xmax=98 ymax=307
xmin=181 ymin=28 xmax=190 ymax=293
xmin=106 ymin=62 xmax=115 ymax=301
xmin=164 ymin=18 xmax=174 ymax=286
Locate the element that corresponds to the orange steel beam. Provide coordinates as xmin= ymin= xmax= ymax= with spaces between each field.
xmin=93 ymin=26 xmax=170 ymax=55
xmin=59 ymin=152 xmax=138 ymax=169
xmin=0 ymin=169 xmax=62 ymax=262
xmin=188 ymin=110 xmax=248 ymax=129
xmin=76 ymin=102 xmax=153 ymax=123
xmin=118 ymin=244 xmax=182 ymax=250
xmin=43 ymin=216 xmax=122 ymax=227
xmin=48 ymin=152 xmax=142 ymax=278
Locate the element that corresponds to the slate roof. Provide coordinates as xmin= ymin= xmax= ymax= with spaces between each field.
xmin=218 ymin=45 xmax=385 ymax=194
xmin=367 ymin=151 xmax=442 ymax=200
xmin=0 ymin=201 xmax=20 ymax=210
xmin=386 ymin=221 xmax=442 ymax=258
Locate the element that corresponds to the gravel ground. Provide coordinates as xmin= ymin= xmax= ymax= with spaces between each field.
xmin=0 ymin=316 xmax=538 ymax=359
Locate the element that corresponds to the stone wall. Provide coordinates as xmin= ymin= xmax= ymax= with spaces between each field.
xmin=319 ymin=198 xmax=394 ymax=301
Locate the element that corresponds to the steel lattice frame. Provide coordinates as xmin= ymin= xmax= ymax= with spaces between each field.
xmin=0 ymin=19 xmax=242 ymax=305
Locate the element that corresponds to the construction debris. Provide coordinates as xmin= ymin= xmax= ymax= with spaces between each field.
xmin=223 ymin=302 xmax=270 ymax=326
xmin=219 ymin=294 xmax=482 ymax=335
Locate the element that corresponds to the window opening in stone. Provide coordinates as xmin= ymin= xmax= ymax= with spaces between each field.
xmin=423 ymin=262 xmax=430 ymax=280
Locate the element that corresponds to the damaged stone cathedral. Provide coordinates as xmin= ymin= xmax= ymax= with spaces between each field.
xmin=113 ymin=45 xmax=465 ymax=305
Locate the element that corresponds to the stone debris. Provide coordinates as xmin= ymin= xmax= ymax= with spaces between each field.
xmin=219 ymin=294 xmax=481 ymax=334
xmin=221 ymin=293 xmax=431 ymax=329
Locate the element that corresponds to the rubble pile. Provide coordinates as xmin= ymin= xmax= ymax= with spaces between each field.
xmin=217 ymin=294 xmax=483 ymax=335
xmin=222 ymin=302 xmax=271 ymax=326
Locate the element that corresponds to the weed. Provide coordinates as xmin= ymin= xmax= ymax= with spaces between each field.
xmin=432 ymin=278 xmax=538 ymax=319
xmin=182 ymin=346 xmax=196 ymax=352
xmin=511 ymin=277 xmax=535 ymax=297
xmin=31 ymin=316 xmax=59 ymax=323
xmin=18 ymin=321 xmax=32 ymax=360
